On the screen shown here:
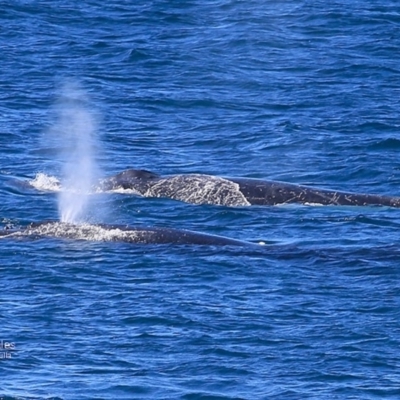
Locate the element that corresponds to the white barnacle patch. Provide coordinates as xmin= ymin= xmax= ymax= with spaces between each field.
xmin=144 ymin=174 xmax=251 ymax=206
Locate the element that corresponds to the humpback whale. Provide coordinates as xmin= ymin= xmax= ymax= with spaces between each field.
xmin=0 ymin=221 xmax=261 ymax=247
xmin=99 ymin=169 xmax=400 ymax=208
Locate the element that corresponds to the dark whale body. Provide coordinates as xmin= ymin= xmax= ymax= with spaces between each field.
xmin=100 ymin=169 xmax=400 ymax=208
xmin=0 ymin=221 xmax=259 ymax=247
xmin=228 ymin=177 xmax=400 ymax=207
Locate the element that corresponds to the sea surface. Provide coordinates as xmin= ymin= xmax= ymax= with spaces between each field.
xmin=1 ymin=1 xmax=400 ymax=399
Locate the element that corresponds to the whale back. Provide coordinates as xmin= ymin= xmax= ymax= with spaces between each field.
xmin=100 ymin=168 xmax=161 ymax=191
xmin=0 ymin=221 xmax=259 ymax=247
xmin=114 ymin=169 xmax=160 ymax=181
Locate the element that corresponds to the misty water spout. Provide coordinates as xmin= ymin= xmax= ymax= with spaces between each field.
xmin=54 ymin=83 xmax=98 ymax=223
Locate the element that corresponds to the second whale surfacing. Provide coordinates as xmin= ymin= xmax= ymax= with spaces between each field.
xmin=0 ymin=221 xmax=261 ymax=247
xmin=99 ymin=169 xmax=400 ymax=208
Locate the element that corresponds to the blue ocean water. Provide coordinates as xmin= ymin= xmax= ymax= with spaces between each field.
xmin=2 ymin=1 xmax=400 ymax=398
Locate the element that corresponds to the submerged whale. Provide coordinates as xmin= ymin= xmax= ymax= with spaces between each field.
xmin=99 ymin=169 xmax=400 ymax=208
xmin=0 ymin=221 xmax=261 ymax=247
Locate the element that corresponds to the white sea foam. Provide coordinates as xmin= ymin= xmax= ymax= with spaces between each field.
xmin=107 ymin=187 xmax=142 ymax=195
xmin=26 ymin=222 xmax=134 ymax=242
xmin=29 ymin=173 xmax=61 ymax=192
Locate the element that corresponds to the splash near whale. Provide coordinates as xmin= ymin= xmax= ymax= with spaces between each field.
xmin=97 ymin=169 xmax=400 ymax=208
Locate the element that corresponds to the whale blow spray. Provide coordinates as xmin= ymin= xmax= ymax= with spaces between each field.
xmin=55 ymin=82 xmax=98 ymax=223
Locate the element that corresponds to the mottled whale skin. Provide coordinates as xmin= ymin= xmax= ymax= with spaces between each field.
xmin=100 ymin=169 xmax=400 ymax=208
xmin=0 ymin=221 xmax=259 ymax=247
